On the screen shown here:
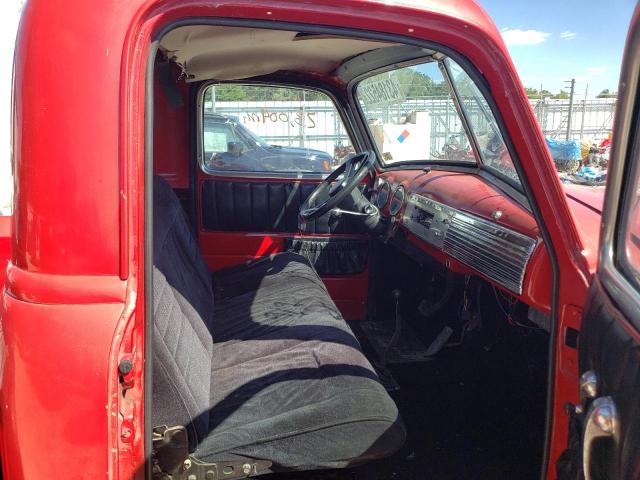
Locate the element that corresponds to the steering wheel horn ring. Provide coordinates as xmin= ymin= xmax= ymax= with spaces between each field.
xmin=299 ymin=151 xmax=375 ymax=223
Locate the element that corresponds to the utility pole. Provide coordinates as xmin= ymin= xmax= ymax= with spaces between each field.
xmin=565 ymin=78 xmax=576 ymax=140
xmin=580 ymin=83 xmax=588 ymax=139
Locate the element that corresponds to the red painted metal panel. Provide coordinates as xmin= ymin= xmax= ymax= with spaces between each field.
xmin=12 ymin=0 xmax=125 ymax=275
xmin=8 ymin=0 xmax=601 ymax=476
xmin=199 ymin=231 xmax=286 ymax=270
xmin=0 ymin=294 xmax=123 ymax=479
xmin=153 ymin=66 xmax=190 ymax=189
xmin=381 ymin=169 xmax=539 ymax=235
xmin=323 ymin=271 xmax=369 ymax=321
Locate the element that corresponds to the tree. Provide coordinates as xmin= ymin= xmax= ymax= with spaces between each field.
xmin=553 ymin=90 xmax=569 ymax=99
xmin=596 ymin=89 xmax=616 ymax=98
xmin=524 ymin=87 xmax=553 ymax=99
xmin=395 ymin=68 xmax=449 ymax=98
xmin=524 ymin=87 xmax=539 ymax=98
xmin=206 ymin=85 xmax=326 ymax=103
xmin=208 ymin=84 xmax=247 ymax=101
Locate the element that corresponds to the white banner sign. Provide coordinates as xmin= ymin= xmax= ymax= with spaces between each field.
xmin=358 ymin=76 xmax=405 ymax=106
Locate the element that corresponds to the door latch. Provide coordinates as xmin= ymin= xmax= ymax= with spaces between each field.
xmin=582 ymin=396 xmax=619 ymax=480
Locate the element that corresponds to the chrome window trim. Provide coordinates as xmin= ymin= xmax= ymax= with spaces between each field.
xmin=597 ymin=11 xmax=640 ymax=329
xmin=439 ymin=59 xmax=484 ymax=168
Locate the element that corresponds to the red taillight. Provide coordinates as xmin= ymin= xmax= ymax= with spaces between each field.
xmin=322 ymin=160 xmax=330 ymax=171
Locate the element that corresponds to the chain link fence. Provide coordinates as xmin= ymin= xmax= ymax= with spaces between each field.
xmin=206 ymin=96 xmax=616 ymax=159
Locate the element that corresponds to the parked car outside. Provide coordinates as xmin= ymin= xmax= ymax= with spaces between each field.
xmin=203 ymin=114 xmax=333 ymax=173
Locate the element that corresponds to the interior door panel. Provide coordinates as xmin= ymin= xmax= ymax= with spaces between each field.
xmin=201 ymin=179 xmax=365 ymax=234
xmin=198 ymin=177 xmax=370 ymax=320
xmin=576 ymin=278 xmax=640 ymax=479
xmin=567 ymin=13 xmax=640 ymax=478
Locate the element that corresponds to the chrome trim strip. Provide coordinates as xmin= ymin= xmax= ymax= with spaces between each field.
xmin=443 ymin=211 xmax=536 ymax=294
xmin=597 ymin=6 xmax=640 ymax=328
xmin=404 ymin=193 xmax=537 ymax=294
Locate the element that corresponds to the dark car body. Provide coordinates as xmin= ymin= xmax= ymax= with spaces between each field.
xmin=203 ymin=114 xmax=332 ymax=172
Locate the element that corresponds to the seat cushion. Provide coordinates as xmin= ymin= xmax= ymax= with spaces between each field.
xmin=152 ymin=176 xmax=405 ymax=472
xmin=213 ymin=253 xmax=353 ymax=343
xmin=196 ymin=337 xmax=405 ymax=471
xmin=190 ymin=253 xmax=405 ymax=470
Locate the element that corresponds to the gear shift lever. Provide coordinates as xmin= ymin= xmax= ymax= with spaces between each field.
xmin=382 ymin=289 xmax=402 ymax=365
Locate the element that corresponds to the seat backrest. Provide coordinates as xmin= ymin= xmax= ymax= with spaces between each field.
xmin=152 ymin=175 xmax=214 ymax=446
xmin=153 ymin=176 xmax=214 ymax=327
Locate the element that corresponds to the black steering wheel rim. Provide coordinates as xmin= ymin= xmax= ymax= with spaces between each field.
xmin=299 ymin=151 xmax=375 ymax=222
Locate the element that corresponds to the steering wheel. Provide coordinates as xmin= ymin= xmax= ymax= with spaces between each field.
xmin=299 ymin=151 xmax=375 ymax=222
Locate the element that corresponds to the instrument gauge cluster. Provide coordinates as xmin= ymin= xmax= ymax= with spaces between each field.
xmin=389 ymin=185 xmax=405 ymax=216
xmin=376 ymin=180 xmax=391 ymax=209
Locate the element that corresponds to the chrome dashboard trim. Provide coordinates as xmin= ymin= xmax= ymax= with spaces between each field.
xmin=403 ymin=193 xmax=537 ymax=294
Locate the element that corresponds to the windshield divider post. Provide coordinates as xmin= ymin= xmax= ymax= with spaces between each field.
xmin=439 ymin=60 xmax=484 ymax=168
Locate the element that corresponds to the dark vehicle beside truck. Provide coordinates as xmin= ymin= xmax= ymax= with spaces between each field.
xmin=203 ymin=114 xmax=333 ymax=172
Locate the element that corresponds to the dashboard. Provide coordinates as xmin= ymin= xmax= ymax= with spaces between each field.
xmin=372 ymin=169 xmax=552 ymax=313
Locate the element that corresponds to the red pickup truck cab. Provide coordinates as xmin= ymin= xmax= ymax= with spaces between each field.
xmin=1 ymin=0 xmax=639 ymax=479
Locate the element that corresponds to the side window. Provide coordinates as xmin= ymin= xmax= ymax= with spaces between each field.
xmin=618 ymin=135 xmax=640 ymax=285
xmin=204 ymin=123 xmax=238 ymax=155
xmin=200 ymin=85 xmax=353 ymax=174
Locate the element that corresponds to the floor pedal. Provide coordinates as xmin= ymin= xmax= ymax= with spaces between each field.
xmin=359 ymin=321 xmax=434 ymax=364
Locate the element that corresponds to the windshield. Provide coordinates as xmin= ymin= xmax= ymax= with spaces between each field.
xmin=356 ymin=61 xmax=475 ymax=165
xmin=356 ymin=57 xmax=522 ymax=187
xmin=444 ymin=59 xmax=521 ymax=185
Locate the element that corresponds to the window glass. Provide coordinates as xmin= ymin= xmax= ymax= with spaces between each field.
xmin=356 ymin=61 xmax=475 ymax=164
xmin=619 ymin=135 xmax=640 ymax=285
xmin=201 ymin=85 xmax=353 ymax=174
xmin=445 ymin=59 xmax=521 ymax=185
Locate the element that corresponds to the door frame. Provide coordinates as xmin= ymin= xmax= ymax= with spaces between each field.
xmin=141 ymin=8 xmax=590 ymax=478
xmin=596 ymin=7 xmax=640 ymax=324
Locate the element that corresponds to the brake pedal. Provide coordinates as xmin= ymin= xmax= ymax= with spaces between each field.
xmin=424 ymin=326 xmax=453 ymax=356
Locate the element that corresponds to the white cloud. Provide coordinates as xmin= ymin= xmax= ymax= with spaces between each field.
xmin=560 ymin=31 xmax=577 ymax=40
xmin=587 ymin=66 xmax=609 ymax=75
xmin=500 ymin=28 xmax=551 ymax=46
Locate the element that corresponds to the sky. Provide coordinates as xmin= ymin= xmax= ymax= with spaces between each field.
xmin=0 ymin=0 xmax=21 ymax=213
xmin=0 ymin=0 xmax=637 ymax=210
xmin=480 ymin=0 xmax=636 ymax=97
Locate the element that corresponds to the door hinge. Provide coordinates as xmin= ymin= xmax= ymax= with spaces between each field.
xmin=152 ymin=426 xmax=272 ymax=479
